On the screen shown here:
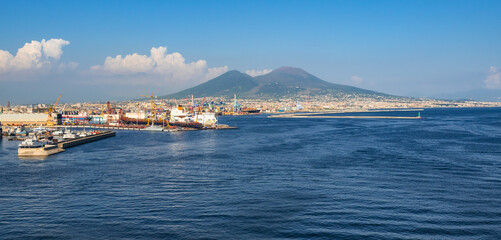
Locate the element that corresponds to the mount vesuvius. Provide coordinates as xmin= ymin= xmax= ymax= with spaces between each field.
xmin=163 ymin=67 xmax=390 ymax=99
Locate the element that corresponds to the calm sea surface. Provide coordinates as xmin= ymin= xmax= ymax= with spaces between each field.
xmin=1 ymin=108 xmax=501 ymax=239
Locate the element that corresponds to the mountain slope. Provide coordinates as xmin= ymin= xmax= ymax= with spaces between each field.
xmin=253 ymin=66 xmax=384 ymax=97
xmin=163 ymin=66 xmax=390 ymax=99
xmin=166 ymin=70 xmax=258 ymax=98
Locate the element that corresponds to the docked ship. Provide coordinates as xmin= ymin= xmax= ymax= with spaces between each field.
xmin=169 ymin=105 xmax=205 ymax=129
xmin=120 ymin=115 xmax=203 ymax=129
xmin=143 ymin=122 xmax=165 ymax=132
xmin=241 ymin=107 xmax=261 ymax=115
xmin=194 ymin=112 xmax=218 ymax=127
xmin=120 ymin=116 xmax=170 ymax=126
xmin=61 ymin=110 xmax=92 ymax=124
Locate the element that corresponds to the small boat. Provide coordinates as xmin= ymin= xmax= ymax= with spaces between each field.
xmin=52 ymin=129 xmax=65 ymax=136
xmin=19 ymin=138 xmax=46 ymax=148
xmin=143 ymin=121 xmax=164 ymax=131
xmin=14 ymin=127 xmax=27 ymax=136
xmin=77 ymin=131 xmax=89 ymax=137
xmin=143 ymin=125 xmax=164 ymax=131
xmin=63 ymin=131 xmax=78 ymax=140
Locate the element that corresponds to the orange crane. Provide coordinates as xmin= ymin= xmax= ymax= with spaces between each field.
xmin=140 ymin=92 xmax=156 ymax=126
xmin=47 ymin=94 xmax=62 ymax=126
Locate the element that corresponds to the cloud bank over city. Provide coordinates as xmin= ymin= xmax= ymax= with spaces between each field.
xmin=0 ymin=39 xmax=72 ymax=75
xmin=1 ymin=39 xmax=499 ymax=103
xmin=0 ymin=39 xmax=228 ymax=87
xmin=90 ymin=46 xmax=228 ymax=85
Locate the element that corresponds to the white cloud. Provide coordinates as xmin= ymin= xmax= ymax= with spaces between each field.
xmin=91 ymin=46 xmax=228 ymax=84
xmin=41 ymin=39 xmax=69 ymax=59
xmin=0 ymin=38 xmax=70 ymax=74
xmin=206 ymin=66 xmax=229 ymax=80
xmin=484 ymin=66 xmax=501 ymax=89
xmin=245 ymin=69 xmax=272 ymax=77
xmin=92 ymin=53 xmax=154 ymax=74
xmin=351 ymin=75 xmax=363 ymax=85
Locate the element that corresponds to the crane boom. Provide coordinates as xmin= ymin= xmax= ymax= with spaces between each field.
xmin=140 ymin=92 xmax=156 ymax=126
xmin=47 ymin=94 xmax=62 ymax=126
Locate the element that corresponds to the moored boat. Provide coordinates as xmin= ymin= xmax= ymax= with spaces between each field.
xmin=63 ymin=131 xmax=78 ymax=140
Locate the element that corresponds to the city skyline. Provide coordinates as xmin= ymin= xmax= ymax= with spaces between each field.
xmin=1 ymin=0 xmax=501 ymax=104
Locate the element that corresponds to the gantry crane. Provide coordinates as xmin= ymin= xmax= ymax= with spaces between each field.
xmin=47 ymin=94 xmax=62 ymax=126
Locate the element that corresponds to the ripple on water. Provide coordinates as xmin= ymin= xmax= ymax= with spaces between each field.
xmin=1 ymin=108 xmax=501 ymax=239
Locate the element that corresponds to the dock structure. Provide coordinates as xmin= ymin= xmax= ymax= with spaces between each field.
xmin=17 ymin=131 xmax=116 ymax=157
xmin=57 ymin=131 xmax=116 ymax=149
xmin=269 ymin=115 xmax=422 ymax=119
xmin=18 ymin=145 xmax=65 ymax=157
xmin=54 ymin=125 xmax=145 ymax=131
xmin=269 ymin=109 xmax=423 ymax=120
xmin=52 ymin=124 xmax=237 ymax=131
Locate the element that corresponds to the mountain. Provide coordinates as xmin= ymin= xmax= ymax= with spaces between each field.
xmin=166 ymin=70 xmax=257 ymax=99
xmin=252 ymin=66 xmax=383 ymax=97
xmin=163 ymin=66 xmax=389 ymax=99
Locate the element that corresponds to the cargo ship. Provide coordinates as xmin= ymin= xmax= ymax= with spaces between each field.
xmin=120 ymin=116 xmax=203 ymax=129
xmin=241 ymin=107 xmax=261 ymax=114
xmin=61 ymin=111 xmax=92 ymax=124
xmin=120 ymin=116 xmax=168 ymax=126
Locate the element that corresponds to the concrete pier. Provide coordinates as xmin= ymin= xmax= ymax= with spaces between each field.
xmin=18 ymin=145 xmax=65 ymax=157
xmin=17 ymin=131 xmax=115 ymax=157
xmin=57 ymin=131 xmax=115 ymax=149
xmin=269 ymin=115 xmax=422 ymax=119
xmin=269 ymin=109 xmax=423 ymax=119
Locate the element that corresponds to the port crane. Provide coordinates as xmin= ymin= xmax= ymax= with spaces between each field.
xmin=160 ymin=99 xmax=172 ymax=127
xmin=140 ymin=92 xmax=157 ymax=126
xmin=46 ymin=94 xmax=62 ymax=126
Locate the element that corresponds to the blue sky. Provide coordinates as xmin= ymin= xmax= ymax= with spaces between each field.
xmin=1 ymin=0 xmax=501 ymax=103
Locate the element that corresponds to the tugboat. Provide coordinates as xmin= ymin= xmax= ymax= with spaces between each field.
xmin=143 ymin=122 xmax=164 ymax=132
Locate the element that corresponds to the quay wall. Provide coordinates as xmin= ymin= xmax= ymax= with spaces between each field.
xmin=57 ymin=131 xmax=116 ymax=149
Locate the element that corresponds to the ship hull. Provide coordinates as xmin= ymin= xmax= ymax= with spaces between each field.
xmin=120 ymin=117 xmax=203 ymax=129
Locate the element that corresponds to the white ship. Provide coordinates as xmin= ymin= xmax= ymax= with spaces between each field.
xmin=143 ymin=122 xmax=164 ymax=131
xmin=170 ymin=105 xmax=194 ymax=123
xmin=194 ymin=112 xmax=218 ymax=127
xmin=19 ymin=138 xmax=46 ymax=148
xmin=63 ymin=131 xmax=78 ymax=140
